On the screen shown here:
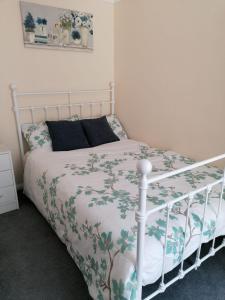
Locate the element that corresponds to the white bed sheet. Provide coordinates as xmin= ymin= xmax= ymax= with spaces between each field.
xmin=24 ymin=140 xmax=225 ymax=300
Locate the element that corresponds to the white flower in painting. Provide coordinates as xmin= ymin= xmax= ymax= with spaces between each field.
xmin=78 ymin=12 xmax=85 ymax=18
xmin=86 ymin=19 xmax=93 ymax=31
xmin=75 ymin=16 xmax=82 ymax=27
xmin=72 ymin=11 xmax=79 ymax=18
xmin=60 ymin=11 xmax=70 ymax=20
xmin=82 ymin=20 xmax=88 ymax=28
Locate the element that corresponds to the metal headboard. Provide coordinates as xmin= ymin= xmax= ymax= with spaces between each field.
xmin=10 ymin=82 xmax=115 ymax=164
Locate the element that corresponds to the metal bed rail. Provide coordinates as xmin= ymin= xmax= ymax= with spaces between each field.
xmin=10 ymin=82 xmax=115 ymax=165
xmin=136 ymin=156 xmax=225 ymax=300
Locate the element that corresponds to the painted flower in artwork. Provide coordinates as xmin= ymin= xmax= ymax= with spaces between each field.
xmin=24 ymin=12 xmax=36 ymax=32
xmin=71 ymin=11 xmax=93 ymax=34
xmin=74 ymin=16 xmax=82 ymax=27
xmin=59 ymin=12 xmax=73 ymax=30
xmin=37 ymin=17 xmax=48 ymax=25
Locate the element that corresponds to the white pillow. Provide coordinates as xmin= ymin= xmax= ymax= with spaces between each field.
xmin=22 ymin=115 xmax=79 ymax=151
xmin=106 ymin=115 xmax=128 ymax=140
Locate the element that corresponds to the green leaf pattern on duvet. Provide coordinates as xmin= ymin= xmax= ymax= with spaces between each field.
xmin=36 ymin=144 xmax=225 ymax=300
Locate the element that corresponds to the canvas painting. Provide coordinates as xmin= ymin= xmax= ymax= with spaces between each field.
xmin=20 ymin=1 xmax=93 ymax=50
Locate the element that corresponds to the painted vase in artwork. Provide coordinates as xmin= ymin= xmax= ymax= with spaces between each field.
xmin=25 ymin=31 xmax=35 ymax=43
xmin=52 ymin=22 xmax=61 ymax=44
xmin=80 ymin=26 xmax=89 ymax=48
xmin=36 ymin=24 xmax=47 ymax=36
xmin=23 ymin=12 xmax=36 ymax=43
xmin=62 ymin=29 xmax=70 ymax=44
xmin=35 ymin=22 xmax=48 ymax=44
xmin=71 ymin=30 xmax=81 ymax=46
xmin=74 ymin=39 xmax=81 ymax=46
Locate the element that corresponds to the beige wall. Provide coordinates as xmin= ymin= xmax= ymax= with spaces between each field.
xmin=1 ymin=0 xmax=225 ymax=185
xmin=0 ymin=0 xmax=114 ymax=184
xmin=115 ymin=0 xmax=225 ymax=166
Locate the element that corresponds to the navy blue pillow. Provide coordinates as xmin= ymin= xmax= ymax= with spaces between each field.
xmin=81 ymin=116 xmax=119 ymax=147
xmin=46 ymin=121 xmax=90 ymax=151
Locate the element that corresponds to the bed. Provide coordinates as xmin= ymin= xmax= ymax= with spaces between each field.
xmin=11 ymin=83 xmax=225 ymax=300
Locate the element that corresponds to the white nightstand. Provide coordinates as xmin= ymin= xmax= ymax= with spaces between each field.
xmin=0 ymin=145 xmax=19 ymax=214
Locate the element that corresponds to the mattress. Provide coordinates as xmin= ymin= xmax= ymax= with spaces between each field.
xmin=23 ymin=139 xmax=225 ymax=300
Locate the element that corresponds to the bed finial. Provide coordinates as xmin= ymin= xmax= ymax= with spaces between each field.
xmin=10 ymin=83 xmax=17 ymax=92
xmin=136 ymin=159 xmax=152 ymax=299
xmin=137 ymin=159 xmax=152 ymax=177
xmin=110 ymin=81 xmax=115 ymax=88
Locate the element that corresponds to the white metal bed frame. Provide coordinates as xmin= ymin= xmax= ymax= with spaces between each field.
xmin=136 ymin=158 xmax=225 ymax=299
xmin=11 ymin=83 xmax=225 ymax=300
xmin=10 ymin=82 xmax=115 ymax=164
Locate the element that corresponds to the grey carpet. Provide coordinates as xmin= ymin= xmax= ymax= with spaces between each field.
xmin=0 ymin=192 xmax=224 ymax=300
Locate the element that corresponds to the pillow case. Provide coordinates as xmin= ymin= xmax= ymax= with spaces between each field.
xmin=46 ymin=120 xmax=90 ymax=151
xmin=81 ymin=116 xmax=119 ymax=147
xmin=22 ymin=122 xmax=51 ymax=151
xmin=106 ymin=115 xmax=128 ymax=140
xmin=22 ymin=114 xmax=79 ymax=151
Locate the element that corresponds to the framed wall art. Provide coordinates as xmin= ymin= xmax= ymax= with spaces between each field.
xmin=20 ymin=1 xmax=94 ymax=50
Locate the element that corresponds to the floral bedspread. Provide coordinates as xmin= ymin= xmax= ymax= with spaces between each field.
xmin=24 ymin=140 xmax=225 ymax=300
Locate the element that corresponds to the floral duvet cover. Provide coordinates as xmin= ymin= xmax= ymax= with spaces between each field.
xmin=24 ymin=140 xmax=225 ymax=300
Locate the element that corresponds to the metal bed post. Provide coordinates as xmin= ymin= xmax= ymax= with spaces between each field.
xmin=110 ymin=81 xmax=115 ymax=115
xmin=195 ymin=185 xmax=211 ymax=269
xmin=136 ymin=159 xmax=152 ymax=300
xmin=159 ymin=203 xmax=172 ymax=293
xmin=211 ymin=168 xmax=225 ymax=254
xmin=179 ymin=193 xmax=193 ymax=279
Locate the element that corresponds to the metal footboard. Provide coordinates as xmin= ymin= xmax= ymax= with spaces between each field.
xmin=136 ymin=155 xmax=225 ymax=300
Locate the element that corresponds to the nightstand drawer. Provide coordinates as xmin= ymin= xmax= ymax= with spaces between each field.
xmin=0 ymin=147 xmax=19 ymax=214
xmin=0 ymin=186 xmax=17 ymax=206
xmin=0 ymin=153 xmax=11 ymax=172
xmin=0 ymin=171 xmax=14 ymax=188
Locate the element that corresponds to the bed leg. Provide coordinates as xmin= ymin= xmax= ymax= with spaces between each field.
xmin=136 ymin=160 xmax=152 ymax=300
